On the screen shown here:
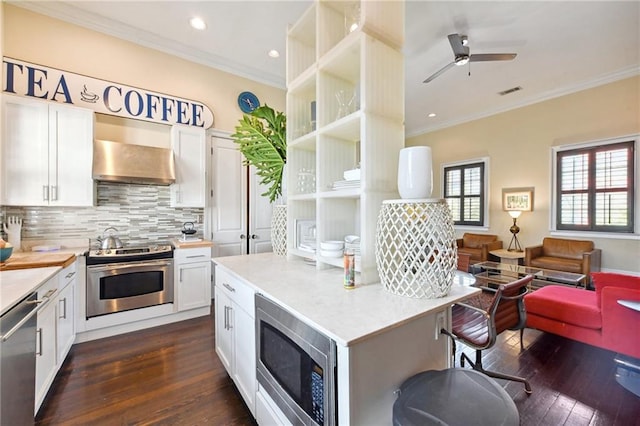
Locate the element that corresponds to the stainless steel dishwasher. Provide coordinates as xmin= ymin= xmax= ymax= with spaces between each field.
xmin=1 ymin=290 xmax=50 ymax=425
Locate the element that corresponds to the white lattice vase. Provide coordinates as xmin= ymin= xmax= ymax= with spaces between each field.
xmin=271 ymin=205 xmax=287 ymax=256
xmin=375 ymin=199 xmax=457 ymax=298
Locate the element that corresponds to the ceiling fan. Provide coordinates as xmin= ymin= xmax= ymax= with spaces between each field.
xmin=423 ymin=33 xmax=517 ymax=84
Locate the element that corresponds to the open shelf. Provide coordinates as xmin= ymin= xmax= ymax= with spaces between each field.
xmin=286 ymin=0 xmax=404 ymax=284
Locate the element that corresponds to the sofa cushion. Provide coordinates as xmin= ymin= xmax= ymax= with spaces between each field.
xmin=524 ymin=286 xmax=601 ymax=330
xmin=542 ymin=237 xmax=594 ymax=260
xmin=529 ymin=256 xmax=584 ymax=274
xmin=462 ymin=233 xmax=497 ymax=249
xmin=592 ymin=272 xmax=640 ymax=306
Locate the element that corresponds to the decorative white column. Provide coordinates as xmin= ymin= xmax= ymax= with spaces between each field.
xmin=271 ymin=205 xmax=287 ymax=256
xmin=375 ymin=199 xmax=457 ymax=298
xmin=397 ymin=146 xmax=433 ymax=199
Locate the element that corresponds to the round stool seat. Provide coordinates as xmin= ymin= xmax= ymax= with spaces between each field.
xmin=393 ymin=368 xmax=519 ymax=426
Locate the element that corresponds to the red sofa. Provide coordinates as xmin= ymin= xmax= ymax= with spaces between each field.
xmin=524 ymin=272 xmax=640 ymax=359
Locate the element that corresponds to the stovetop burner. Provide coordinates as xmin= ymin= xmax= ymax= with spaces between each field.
xmin=86 ymin=243 xmax=174 ymax=265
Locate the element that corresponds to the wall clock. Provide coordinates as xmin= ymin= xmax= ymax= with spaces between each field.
xmin=238 ymin=91 xmax=260 ymax=113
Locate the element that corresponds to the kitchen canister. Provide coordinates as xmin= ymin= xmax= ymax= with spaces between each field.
xmin=397 ymin=146 xmax=433 ymax=199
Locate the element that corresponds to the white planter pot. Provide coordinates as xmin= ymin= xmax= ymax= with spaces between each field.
xmin=375 ymin=199 xmax=456 ymax=299
xmin=271 ymin=205 xmax=287 ymax=256
xmin=397 ymin=146 xmax=433 ymax=199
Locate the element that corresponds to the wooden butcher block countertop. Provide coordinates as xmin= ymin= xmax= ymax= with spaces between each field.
xmin=0 ymin=251 xmax=77 ymax=271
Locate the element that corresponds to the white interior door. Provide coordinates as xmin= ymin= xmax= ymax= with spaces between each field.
xmin=209 ymin=134 xmax=273 ymax=256
xmin=249 ymin=165 xmax=273 ymax=254
xmin=210 ymin=135 xmax=248 ymax=257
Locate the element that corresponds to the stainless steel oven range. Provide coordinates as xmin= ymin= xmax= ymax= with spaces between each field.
xmin=86 ymin=244 xmax=174 ymax=318
xmin=256 ymin=293 xmax=337 ymax=426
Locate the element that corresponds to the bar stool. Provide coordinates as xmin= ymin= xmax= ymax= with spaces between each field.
xmin=392 ymin=368 xmax=519 ymax=426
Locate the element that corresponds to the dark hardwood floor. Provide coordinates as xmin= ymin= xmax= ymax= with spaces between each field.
xmin=36 ymin=306 xmax=640 ymax=425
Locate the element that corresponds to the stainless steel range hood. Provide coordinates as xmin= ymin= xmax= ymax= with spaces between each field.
xmin=92 ymin=140 xmax=176 ymax=185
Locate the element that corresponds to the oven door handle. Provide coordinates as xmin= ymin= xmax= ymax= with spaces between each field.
xmin=87 ymin=260 xmax=173 ymax=272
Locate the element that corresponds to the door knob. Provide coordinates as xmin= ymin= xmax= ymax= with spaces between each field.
xmin=240 ymin=234 xmax=246 ymax=239
xmin=250 ymin=234 xmax=258 ymax=239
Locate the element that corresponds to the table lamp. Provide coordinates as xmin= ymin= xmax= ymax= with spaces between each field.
xmin=507 ymin=210 xmax=523 ymax=252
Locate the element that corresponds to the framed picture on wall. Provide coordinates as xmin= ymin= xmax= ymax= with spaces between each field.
xmin=502 ymin=187 xmax=534 ymax=211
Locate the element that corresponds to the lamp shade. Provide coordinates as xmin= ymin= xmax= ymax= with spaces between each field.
xmin=508 ymin=210 xmax=522 ymax=219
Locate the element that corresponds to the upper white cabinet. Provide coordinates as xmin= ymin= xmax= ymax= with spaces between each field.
xmin=171 ymin=125 xmax=206 ymax=207
xmin=286 ymin=0 xmax=405 ymax=284
xmin=1 ymin=95 xmax=95 ymax=206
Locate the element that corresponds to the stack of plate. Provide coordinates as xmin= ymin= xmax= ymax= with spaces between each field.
xmin=331 ymin=179 xmax=360 ymax=190
xmin=320 ymin=240 xmax=344 ymax=258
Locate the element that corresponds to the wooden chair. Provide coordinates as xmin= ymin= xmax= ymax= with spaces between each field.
xmin=442 ymin=274 xmax=534 ymax=394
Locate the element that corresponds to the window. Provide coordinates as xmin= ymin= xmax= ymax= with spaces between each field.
xmin=556 ymin=140 xmax=635 ymax=233
xmin=443 ymin=160 xmax=486 ymax=226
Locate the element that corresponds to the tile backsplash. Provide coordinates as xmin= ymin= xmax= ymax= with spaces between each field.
xmin=0 ymin=182 xmax=203 ymax=249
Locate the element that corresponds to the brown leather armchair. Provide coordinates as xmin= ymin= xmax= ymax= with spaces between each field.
xmin=525 ymin=237 xmax=601 ymax=278
xmin=456 ymin=233 xmax=503 ymax=264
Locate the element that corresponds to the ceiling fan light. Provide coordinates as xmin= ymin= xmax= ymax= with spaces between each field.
xmin=455 ymin=56 xmax=470 ymax=66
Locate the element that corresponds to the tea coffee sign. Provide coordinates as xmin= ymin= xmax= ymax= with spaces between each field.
xmin=2 ymin=57 xmax=214 ymax=128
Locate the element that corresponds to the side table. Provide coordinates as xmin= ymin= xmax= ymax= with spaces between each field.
xmin=490 ymin=249 xmax=525 ymax=266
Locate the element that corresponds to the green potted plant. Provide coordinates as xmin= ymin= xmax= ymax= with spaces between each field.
xmin=232 ymin=105 xmax=287 ymax=255
xmin=231 ymin=105 xmax=286 ymax=203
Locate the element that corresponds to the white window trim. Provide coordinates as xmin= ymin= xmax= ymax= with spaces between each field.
xmin=550 ymin=133 xmax=640 ymax=240
xmin=440 ymin=156 xmax=490 ymax=230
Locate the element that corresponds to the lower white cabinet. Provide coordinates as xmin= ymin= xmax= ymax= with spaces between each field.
xmin=56 ymin=267 xmax=76 ymax=362
xmin=214 ymin=266 xmax=256 ymax=415
xmin=35 ymin=262 xmax=77 ymax=413
xmin=175 ymin=246 xmax=212 ymax=312
xmin=35 ymin=279 xmax=58 ymax=412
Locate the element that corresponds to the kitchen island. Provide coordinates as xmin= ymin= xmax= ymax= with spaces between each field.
xmin=213 ymin=253 xmax=479 ymax=425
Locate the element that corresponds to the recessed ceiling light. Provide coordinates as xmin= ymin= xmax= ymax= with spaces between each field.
xmin=268 ymin=49 xmax=280 ymax=58
xmin=189 ymin=17 xmax=207 ymax=30
xmin=428 ymin=113 xmax=437 ymax=118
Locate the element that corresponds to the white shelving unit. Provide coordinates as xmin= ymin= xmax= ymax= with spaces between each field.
xmin=286 ymin=0 xmax=405 ymax=284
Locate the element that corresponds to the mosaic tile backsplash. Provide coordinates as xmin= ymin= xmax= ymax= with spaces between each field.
xmin=0 ymin=182 xmax=204 ymax=249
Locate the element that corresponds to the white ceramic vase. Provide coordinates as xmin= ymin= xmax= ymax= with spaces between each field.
xmin=397 ymin=146 xmax=433 ymax=199
xmin=271 ymin=205 xmax=287 ymax=256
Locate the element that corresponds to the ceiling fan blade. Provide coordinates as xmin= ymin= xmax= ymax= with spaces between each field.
xmin=447 ymin=33 xmax=467 ymax=57
xmin=469 ymin=53 xmax=517 ymax=62
xmin=423 ymin=61 xmax=456 ymax=84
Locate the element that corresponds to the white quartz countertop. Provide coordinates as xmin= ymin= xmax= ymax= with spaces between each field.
xmin=213 ymin=253 xmax=479 ymax=347
xmin=0 ymin=266 xmax=61 ymax=316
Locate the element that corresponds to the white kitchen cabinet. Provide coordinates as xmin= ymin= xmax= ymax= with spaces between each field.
xmin=171 ymin=125 xmax=206 ymax=207
xmin=286 ymin=0 xmax=404 ymax=283
xmin=175 ymin=246 xmax=212 ymax=311
xmin=34 ymin=276 xmax=59 ymax=412
xmin=56 ymin=263 xmax=77 ymax=364
xmin=209 ymin=134 xmax=272 ymax=257
xmin=214 ymin=266 xmax=256 ymax=415
xmin=35 ymin=262 xmax=78 ymax=413
xmin=1 ymin=95 xmax=95 ymax=206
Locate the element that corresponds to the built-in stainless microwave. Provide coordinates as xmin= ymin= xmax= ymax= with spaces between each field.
xmin=256 ymin=294 xmax=337 ymax=426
